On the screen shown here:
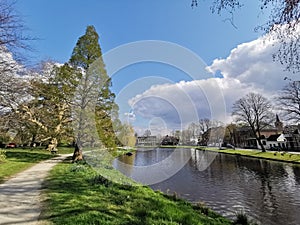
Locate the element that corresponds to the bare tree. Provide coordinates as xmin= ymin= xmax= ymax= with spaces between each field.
xmin=197 ymin=118 xmax=225 ymax=146
xmin=0 ymin=0 xmax=33 ymax=112
xmin=191 ymin=0 xmax=300 ymax=72
xmin=198 ymin=118 xmax=211 ymax=134
xmin=0 ymin=0 xmax=32 ymax=57
xmin=232 ymin=92 xmax=274 ymax=151
xmin=187 ymin=122 xmax=201 ymax=138
xmin=0 ymin=65 xmax=26 ymax=112
xmin=278 ymin=80 xmax=300 ymax=122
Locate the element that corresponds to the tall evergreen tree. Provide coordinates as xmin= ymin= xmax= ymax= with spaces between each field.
xmin=69 ymin=26 xmax=119 ymax=161
xmin=70 ymin=26 xmax=102 ymax=70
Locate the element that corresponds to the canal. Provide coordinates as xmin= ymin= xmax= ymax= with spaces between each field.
xmin=113 ymin=147 xmax=300 ymax=225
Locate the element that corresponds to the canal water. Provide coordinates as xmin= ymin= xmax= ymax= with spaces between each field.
xmin=113 ymin=148 xmax=300 ymax=225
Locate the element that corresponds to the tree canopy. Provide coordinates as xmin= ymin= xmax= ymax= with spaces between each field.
xmin=70 ymin=25 xmax=120 ymax=159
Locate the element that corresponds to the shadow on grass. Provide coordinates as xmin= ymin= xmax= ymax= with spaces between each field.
xmin=5 ymin=151 xmax=54 ymax=163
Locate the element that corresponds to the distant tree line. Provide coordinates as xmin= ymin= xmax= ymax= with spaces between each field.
xmin=178 ymin=81 xmax=300 ymax=152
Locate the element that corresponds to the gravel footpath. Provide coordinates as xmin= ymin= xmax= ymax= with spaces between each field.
xmin=0 ymin=154 xmax=71 ymax=225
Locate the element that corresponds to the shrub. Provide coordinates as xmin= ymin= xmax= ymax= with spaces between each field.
xmin=233 ymin=211 xmax=258 ymax=225
xmin=233 ymin=211 xmax=249 ymax=225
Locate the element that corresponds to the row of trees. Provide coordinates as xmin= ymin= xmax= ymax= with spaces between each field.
xmin=0 ymin=1 xmax=138 ymax=157
xmin=177 ymin=80 xmax=300 ymax=152
xmin=1 ymin=0 xmax=299 ymax=156
xmin=0 ymin=25 xmax=136 ymax=159
xmin=171 ymin=119 xmax=225 ymax=146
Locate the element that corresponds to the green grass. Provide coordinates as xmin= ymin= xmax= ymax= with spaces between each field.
xmin=0 ymin=146 xmax=76 ymax=183
xmin=0 ymin=148 xmax=55 ymax=183
xmin=197 ymin=147 xmax=300 ymax=164
xmin=57 ymin=146 xmax=76 ymax=154
xmin=160 ymin=145 xmax=195 ymax=148
xmin=41 ymin=158 xmax=231 ymax=225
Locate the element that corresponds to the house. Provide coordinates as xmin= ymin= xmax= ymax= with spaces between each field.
xmin=136 ymin=135 xmax=158 ymax=146
xmin=234 ymin=126 xmax=279 ymax=149
xmin=234 ymin=114 xmax=300 ymax=151
xmin=161 ymin=135 xmax=179 ymax=146
xmin=262 ymin=134 xmax=288 ymax=150
xmin=283 ymin=124 xmax=300 ymax=151
xmin=235 ymin=115 xmax=287 ymax=149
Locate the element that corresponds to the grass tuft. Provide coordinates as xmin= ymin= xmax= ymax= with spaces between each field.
xmin=233 ymin=211 xmax=258 ymax=225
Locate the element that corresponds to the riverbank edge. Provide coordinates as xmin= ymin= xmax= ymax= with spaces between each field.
xmin=128 ymin=145 xmax=300 ymax=164
xmin=40 ymin=152 xmax=231 ymax=225
xmin=196 ymin=146 xmax=300 ymax=165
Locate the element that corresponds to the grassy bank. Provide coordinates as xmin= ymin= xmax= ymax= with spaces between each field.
xmin=41 ymin=157 xmax=231 ymax=225
xmin=197 ymin=147 xmax=300 ymax=164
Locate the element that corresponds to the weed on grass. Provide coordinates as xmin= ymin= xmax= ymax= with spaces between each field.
xmin=233 ymin=211 xmax=258 ymax=225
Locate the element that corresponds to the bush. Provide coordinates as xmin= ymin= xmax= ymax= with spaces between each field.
xmin=0 ymin=149 xmax=6 ymax=162
xmin=233 ymin=211 xmax=258 ymax=225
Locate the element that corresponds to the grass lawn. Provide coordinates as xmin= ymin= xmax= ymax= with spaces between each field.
xmin=197 ymin=147 xmax=300 ymax=164
xmin=40 ymin=157 xmax=231 ymax=225
xmin=0 ymin=148 xmax=55 ymax=183
xmin=0 ymin=146 xmax=74 ymax=183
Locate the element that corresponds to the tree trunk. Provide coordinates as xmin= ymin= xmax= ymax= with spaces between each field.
xmin=47 ymin=138 xmax=58 ymax=153
xmin=72 ymin=143 xmax=83 ymax=162
xmin=30 ymin=134 xmax=36 ymax=147
xmin=257 ymin=138 xmax=266 ymax=152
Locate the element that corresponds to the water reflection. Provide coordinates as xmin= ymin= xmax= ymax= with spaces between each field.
xmin=114 ymin=148 xmax=300 ymax=225
xmin=113 ymin=148 xmax=192 ymax=185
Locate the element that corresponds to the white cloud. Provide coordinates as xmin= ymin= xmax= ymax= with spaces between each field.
xmin=128 ymin=34 xmax=300 ymax=131
xmin=129 ymin=79 xmax=226 ymax=129
xmin=207 ymin=36 xmax=299 ymax=92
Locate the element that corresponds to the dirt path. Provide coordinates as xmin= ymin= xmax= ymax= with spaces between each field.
xmin=0 ymin=154 xmax=71 ymax=225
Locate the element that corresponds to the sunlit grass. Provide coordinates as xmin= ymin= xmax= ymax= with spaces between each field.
xmin=0 ymin=148 xmax=55 ymax=183
xmin=57 ymin=146 xmax=75 ymax=154
xmin=0 ymin=146 xmax=77 ymax=183
xmin=197 ymin=147 xmax=300 ymax=163
xmin=41 ymin=158 xmax=231 ymax=225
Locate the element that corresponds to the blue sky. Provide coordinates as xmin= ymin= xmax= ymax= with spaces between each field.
xmin=17 ymin=0 xmax=265 ymax=65
xmin=17 ymin=0 xmax=297 ymax=135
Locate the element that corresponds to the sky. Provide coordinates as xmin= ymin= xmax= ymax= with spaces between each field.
xmin=15 ymin=0 xmax=300 ymax=135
